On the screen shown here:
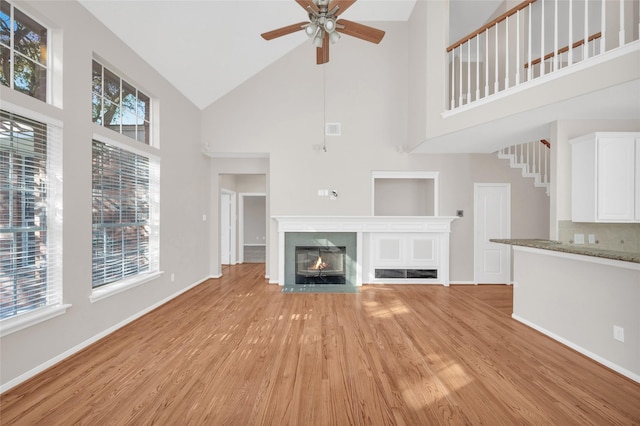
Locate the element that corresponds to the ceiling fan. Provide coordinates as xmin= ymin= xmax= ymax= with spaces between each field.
xmin=261 ymin=0 xmax=386 ymax=65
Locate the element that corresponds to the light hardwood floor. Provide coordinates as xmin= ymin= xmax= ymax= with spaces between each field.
xmin=2 ymin=264 xmax=639 ymax=425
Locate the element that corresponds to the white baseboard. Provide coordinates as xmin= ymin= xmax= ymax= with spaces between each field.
xmin=512 ymin=314 xmax=640 ymax=384
xmin=1 ymin=275 xmax=211 ymax=393
xmin=450 ymin=281 xmax=477 ymax=285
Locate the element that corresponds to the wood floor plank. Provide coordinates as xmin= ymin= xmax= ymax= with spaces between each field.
xmin=2 ymin=264 xmax=639 ymax=425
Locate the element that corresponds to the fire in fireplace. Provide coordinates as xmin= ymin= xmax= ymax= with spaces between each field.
xmin=295 ymin=246 xmax=346 ymax=284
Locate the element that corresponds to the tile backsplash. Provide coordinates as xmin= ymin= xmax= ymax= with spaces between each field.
xmin=558 ymin=221 xmax=640 ymax=253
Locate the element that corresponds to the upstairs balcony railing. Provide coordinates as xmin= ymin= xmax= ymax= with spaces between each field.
xmin=447 ymin=0 xmax=640 ymax=112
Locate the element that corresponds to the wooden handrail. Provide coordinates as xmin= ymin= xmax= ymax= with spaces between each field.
xmin=446 ymin=0 xmax=537 ymax=52
xmin=524 ymin=32 xmax=602 ymax=68
xmin=540 ymin=139 xmax=550 ymax=148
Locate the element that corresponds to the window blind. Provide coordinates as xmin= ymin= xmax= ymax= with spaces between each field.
xmin=92 ymin=140 xmax=152 ymax=288
xmin=0 ymin=109 xmax=61 ymax=319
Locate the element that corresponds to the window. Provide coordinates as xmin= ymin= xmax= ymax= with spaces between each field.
xmin=0 ymin=0 xmax=48 ymax=102
xmin=92 ymin=60 xmax=151 ymax=145
xmin=92 ymin=139 xmax=159 ymax=289
xmin=0 ymin=109 xmax=61 ymax=320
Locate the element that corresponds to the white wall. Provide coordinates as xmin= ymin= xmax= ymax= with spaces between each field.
xmin=0 ymin=1 xmax=210 ymax=390
xmin=201 ymin=21 xmax=549 ymax=283
xmin=244 ymin=196 xmax=266 ymax=244
xmin=374 ymin=178 xmax=435 ymax=216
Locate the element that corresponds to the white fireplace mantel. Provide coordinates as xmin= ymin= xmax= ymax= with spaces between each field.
xmin=273 ymin=216 xmax=458 ymax=286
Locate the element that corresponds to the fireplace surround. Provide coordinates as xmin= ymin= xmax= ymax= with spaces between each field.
xmin=274 ymin=216 xmax=457 ymax=286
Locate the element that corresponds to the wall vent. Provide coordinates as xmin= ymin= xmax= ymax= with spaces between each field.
xmin=325 ymin=123 xmax=341 ymax=136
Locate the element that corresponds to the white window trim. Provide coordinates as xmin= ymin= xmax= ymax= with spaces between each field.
xmin=90 ymin=271 xmax=164 ymax=303
xmin=0 ymin=102 xmax=65 ymax=336
xmin=0 ymin=304 xmax=72 ymax=337
xmin=91 ymin=58 xmax=154 ymax=146
xmin=90 ymin=131 xmax=161 ymax=298
xmin=0 ymin=1 xmax=51 ymax=104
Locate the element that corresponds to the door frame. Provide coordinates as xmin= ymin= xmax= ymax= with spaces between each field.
xmin=220 ymin=189 xmax=237 ymax=265
xmin=474 ymin=183 xmax=511 ymax=284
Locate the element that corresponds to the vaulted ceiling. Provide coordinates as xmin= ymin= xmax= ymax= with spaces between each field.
xmin=78 ymin=0 xmax=506 ymax=110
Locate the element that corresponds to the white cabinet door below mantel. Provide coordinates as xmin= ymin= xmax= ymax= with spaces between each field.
xmin=369 ymin=233 xmax=443 ymax=283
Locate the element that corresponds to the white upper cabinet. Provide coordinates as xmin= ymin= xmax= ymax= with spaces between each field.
xmin=571 ymin=132 xmax=640 ymax=223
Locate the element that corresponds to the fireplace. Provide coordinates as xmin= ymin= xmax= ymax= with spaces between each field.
xmin=276 ymin=217 xmax=457 ymax=286
xmin=295 ymin=246 xmax=346 ymax=284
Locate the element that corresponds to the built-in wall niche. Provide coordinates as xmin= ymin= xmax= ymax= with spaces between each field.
xmin=372 ymin=171 xmax=439 ymax=216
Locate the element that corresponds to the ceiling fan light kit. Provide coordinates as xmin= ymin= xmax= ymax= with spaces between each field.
xmin=261 ymin=0 xmax=385 ymax=64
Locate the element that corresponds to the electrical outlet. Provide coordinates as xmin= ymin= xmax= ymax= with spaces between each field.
xmin=588 ymin=234 xmax=596 ymax=244
xmin=170 ymin=273 xmax=175 ymax=282
xmin=613 ymin=325 xmax=625 ymax=342
xmin=573 ymin=234 xmax=585 ymax=244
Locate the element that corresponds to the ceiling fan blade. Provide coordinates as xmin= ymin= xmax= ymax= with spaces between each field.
xmin=328 ymin=0 xmax=356 ymax=17
xmin=316 ymin=32 xmax=330 ymax=64
xmin=296 ymin=0 xmax=319 ymax=14
xmin=261 ymin=22 xmax=308 ymax=40
xmin=336 ymin=19 xmax=385 ymax=44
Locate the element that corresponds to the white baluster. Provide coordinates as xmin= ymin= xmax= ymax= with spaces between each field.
xmin=505 ymin=16 xmax=510 ymax=89
xmin=531 ymin=142 xmax=536 ymax=176
xmin=485 ymin=28 xmax=490 ymax=96
xmin=527 ymin=3 xmax=532 ymax=80
xmin=619 ymin=0 xmax=625 ymax=46
xmin=541 ymin=0 xmax=546 ymax=76
xmin=495 ymin=24 xmax=499 ymax=93
xmin=516 ymin=9 xmax=521 ymax=85
xmin=459 ymin=45 xmax=463 ymax=107
xmin=450 ymin=49 xmax=455 ymax=109
xmin=568 ymin=0 xmax=573 ymax=66
xmin=476 ymin=35 xmax=480 ymax=101
xmin=601 ymin=0 xmax=606 ymax=52
xmin=584 ymin=0 xmax=589 ymax=60
xmin=553 ymin=0 xmax=558 ymax=72
xmin=520 ymin=143 xmax=524 ymax=165
xmin=467 ymin=37 xmax=471 ymax=104
xmin=544 ymin=144 xmax=548 ymax=183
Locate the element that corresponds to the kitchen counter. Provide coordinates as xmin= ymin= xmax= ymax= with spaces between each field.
xmin=490 ymin=239 xmax=640 ymax=264
xmin=505 ymin=240 xmax=640 ymax=383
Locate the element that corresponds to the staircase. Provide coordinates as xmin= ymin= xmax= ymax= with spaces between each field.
xmin=498 ymin=140 xmax=550 ymax=196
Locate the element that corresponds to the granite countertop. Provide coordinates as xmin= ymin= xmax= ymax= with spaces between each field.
xmin=490 ymin=239 xmax=640 ymax=264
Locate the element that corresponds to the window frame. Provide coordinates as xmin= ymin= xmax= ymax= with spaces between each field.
xmin=0 ymin=104 xmax=66 ymax=337
xmin=89 ymin=131 xmax=160 ymax=303
xmin=91 ymin=59 xmax=152 ymax=146
xmin=0 ymin=0 xmax=50 ymax=103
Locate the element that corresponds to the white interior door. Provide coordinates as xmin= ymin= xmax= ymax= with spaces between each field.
xmin=220 ymin=192 xmax=232 ymax=265
xmin=474 ymin=183 xmax=511 ymax=284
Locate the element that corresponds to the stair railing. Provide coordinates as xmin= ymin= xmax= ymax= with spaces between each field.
xmin=447 ymin=0 xmax=639 ymax=111
xmin=498 ymin=140 xmax=551 ymax=194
